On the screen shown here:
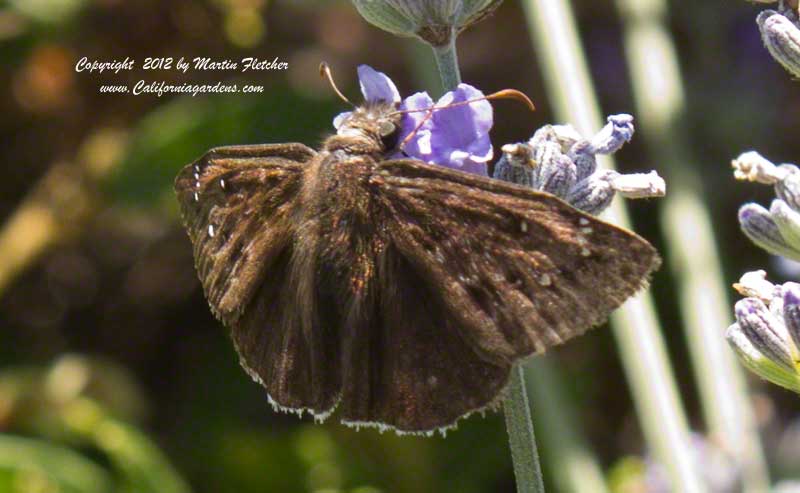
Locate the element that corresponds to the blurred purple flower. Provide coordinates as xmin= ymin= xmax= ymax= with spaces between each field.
xmin=333 ymin=65 xmax=493 ymax=176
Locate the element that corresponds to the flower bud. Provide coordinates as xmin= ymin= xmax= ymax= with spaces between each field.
xmin=757 ymin=8 xmax=800 ymax=78
xmin=567 ymin=171 xmax=617 ymax=215
xmin=609 ymin=171 xmax=666 ymax=199
xmin=733 ymin=152 xmax=800 ymax=260
xmin=350 ymin=0 xmax=503 ymax=47
xmin=738 ymin=203 xmax=800 ymax=260
xmin=732 ymin=150 xmax=788 ymax=184
xmin=776 ymin=168 xmax=800 ymax=209
xmin=771 ymin=199 xmax=800 ymax=248
xmin=733 ymin=269 xmax=778 ymax=301
xmin=494 ymin=142 xmax=535 ymax=186
xmin=587 ymin=114 xmax=634 ymax=155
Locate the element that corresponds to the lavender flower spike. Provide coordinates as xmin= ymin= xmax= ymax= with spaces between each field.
xmin=729 ymin=150 xmax=800 ymax=392
xmin=727 ymin=272 xmax=800 ymax=394
xmin=494 ymin=114 xmax=665 ymax=216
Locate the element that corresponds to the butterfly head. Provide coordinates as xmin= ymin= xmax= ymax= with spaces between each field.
xmin=330 ymin=101 xmax=403 ymax=155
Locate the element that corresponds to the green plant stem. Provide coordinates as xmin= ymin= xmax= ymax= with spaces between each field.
xmin=520 ymin=0 xmax=706 ymax=492
xmin=613 ymin=0 xmax=769 ymax=490
xmin=428 ymin=36 xmax=546 ymax=493
xmin=432 ymin=38 xmax=462 ymax=89
xmin=406 ymin=41 xmax=445 ymax=98
xmin=504 ymin=365 xmax=545 ymax=493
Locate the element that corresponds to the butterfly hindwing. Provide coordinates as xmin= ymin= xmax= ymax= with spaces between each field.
xmin=337 ymin=242 xmax=509 ymax=433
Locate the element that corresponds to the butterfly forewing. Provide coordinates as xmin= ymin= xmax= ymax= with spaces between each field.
xmin=175 ymin=144 xmax=342 ymax=417
xmin=372 ymin=159 xmax=660 ymax=364
xmin=175 ymin=144 xmax=312 ymax=322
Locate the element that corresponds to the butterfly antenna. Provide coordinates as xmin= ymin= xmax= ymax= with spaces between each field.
xmin=398 ymin=108 xmax=435 ymax=150
xmin=485 ymin=89 xmax=536 ymax=112
xmin=319 ymin=62 xmax=355 ymax=107
xmin=392 ymin=89 xmax=535 ymax=118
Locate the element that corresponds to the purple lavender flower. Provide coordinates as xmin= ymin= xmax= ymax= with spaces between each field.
xmin=333 ymin=65 xmax=493 ymax=176
xmin=332 ymin=65 xmax=400 ymax=130
xmin=356 ymin=64 xmax=401 ymax=103
xmin=400 ymin=85 xmax=493 ymax=175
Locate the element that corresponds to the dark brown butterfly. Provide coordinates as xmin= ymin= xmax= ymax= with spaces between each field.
xmin=174 ymin=82 xmax=659 ymax=435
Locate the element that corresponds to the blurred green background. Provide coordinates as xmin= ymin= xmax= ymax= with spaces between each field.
xmin=1 ymin=0 xmax=800 ymax=492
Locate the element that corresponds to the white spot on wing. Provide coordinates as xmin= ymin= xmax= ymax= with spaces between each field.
xmin=193 ymin=164 xmax=202 ymax=201
xmin=220 ymin=178 xmax=226 ymax=189
xmin=579 ymin=218 xmax=589 ymax=226
xmin=520 ymin=221 xmax=528 ymax=233
xmin=208 ymin=224 xmax=216 ymax=237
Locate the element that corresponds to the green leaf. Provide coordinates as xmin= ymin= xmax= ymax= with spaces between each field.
xmin=0 ymin=434 xmax=113 ymax=493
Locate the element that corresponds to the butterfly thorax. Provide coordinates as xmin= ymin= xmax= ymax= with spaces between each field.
xmin=323 ymin=101 xmax=402 ymax=159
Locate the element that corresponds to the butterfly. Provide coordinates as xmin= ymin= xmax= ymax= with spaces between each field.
xmin=174 ymin=73 xmax=659 ymax=435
